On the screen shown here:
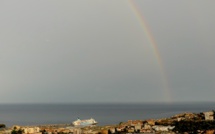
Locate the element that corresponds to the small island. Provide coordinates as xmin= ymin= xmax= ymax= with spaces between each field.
xmin=1 ymin=111 xmax=215 ymax=134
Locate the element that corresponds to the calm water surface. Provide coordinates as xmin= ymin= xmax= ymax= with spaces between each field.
xmin=0 ymin=103 xmax=214 ymax=127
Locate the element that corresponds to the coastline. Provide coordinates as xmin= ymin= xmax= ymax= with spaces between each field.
xmin=1 ymin=110 xmax=215 ymax=134
xmin=1 ymin=102 xmax=215 ymax=127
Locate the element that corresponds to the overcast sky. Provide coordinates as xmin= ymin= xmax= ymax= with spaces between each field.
xmin=0 ymin=0 xmax=215 ymax=104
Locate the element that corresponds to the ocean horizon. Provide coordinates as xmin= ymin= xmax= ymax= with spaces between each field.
xmin=0 ymin=102 xmax=215 ymax=127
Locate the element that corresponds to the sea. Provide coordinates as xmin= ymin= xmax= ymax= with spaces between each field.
xmin=0 ymin=102 xmax=215 ymax=127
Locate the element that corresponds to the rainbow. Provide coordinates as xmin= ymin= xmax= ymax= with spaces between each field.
xmin=127 ymin=0 xmax=172 ymax=102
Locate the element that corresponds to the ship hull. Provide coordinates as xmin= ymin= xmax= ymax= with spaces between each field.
xmin=72 ymin=118 xmax=98 ymax=126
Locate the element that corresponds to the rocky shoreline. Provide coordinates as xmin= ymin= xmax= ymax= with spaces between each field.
xmin=1 ymin=111 xmax=214 ymax=134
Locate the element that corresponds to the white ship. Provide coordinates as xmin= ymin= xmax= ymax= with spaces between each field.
xmin=72 ymin=118 xmax=98 ymax=126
